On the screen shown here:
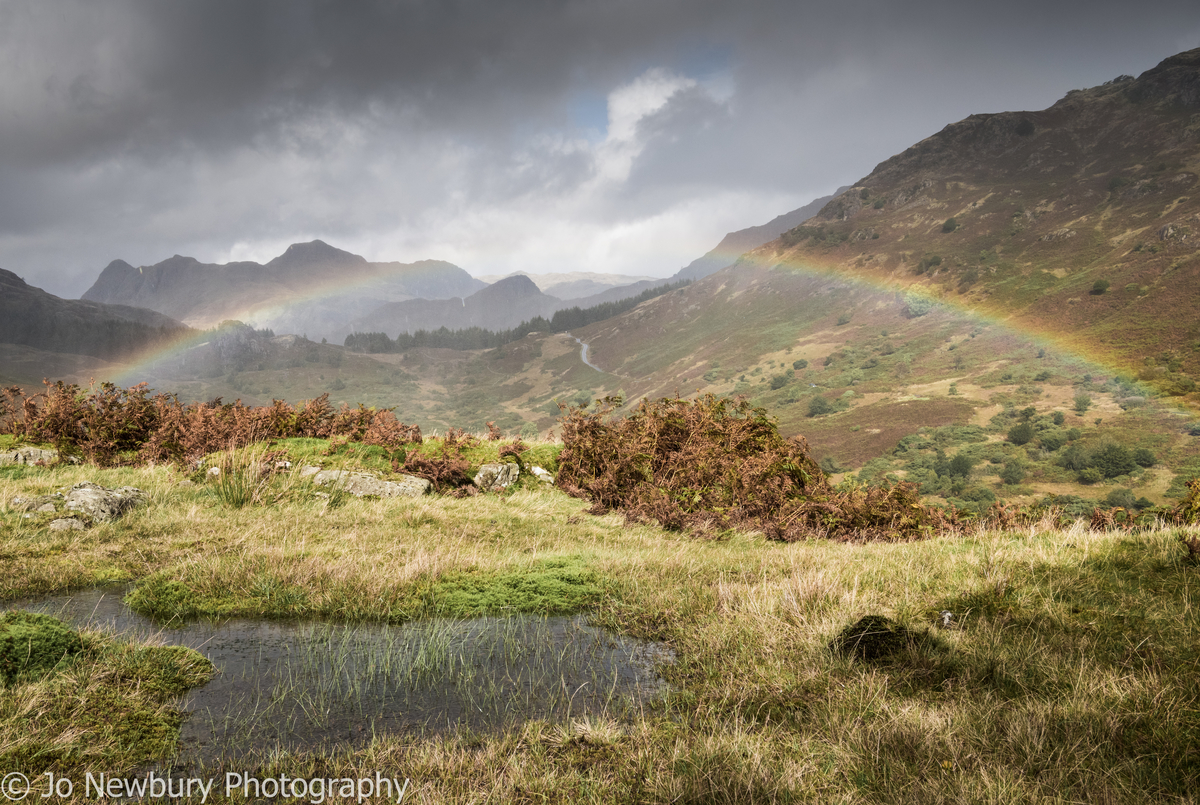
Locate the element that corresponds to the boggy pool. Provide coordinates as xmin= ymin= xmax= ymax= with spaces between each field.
xmin=11 ymin=586 xmax=674 ymax=763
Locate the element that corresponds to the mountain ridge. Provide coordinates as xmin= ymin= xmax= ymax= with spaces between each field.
xmin=82 ymin=240 xmax=487 ymax=340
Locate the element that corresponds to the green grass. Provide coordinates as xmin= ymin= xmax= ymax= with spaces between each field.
xmin=0 ymin=624 xmax=213 ymax=774
xmin=2 ymin=440 xmax=1199 ymax=800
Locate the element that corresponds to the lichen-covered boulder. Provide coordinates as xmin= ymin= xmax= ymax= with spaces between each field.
xmin=64 ymin=482 xmax=146 ymax=522
xmin=474 ymin=463 xmax=520 ymax=491
xmin=312 ymin=470 xmax=430 ymax=498
xmin=0 ymin=447 xmax=59 ymax=466
xmin=0 ymin=611 xmax=83 ymax=684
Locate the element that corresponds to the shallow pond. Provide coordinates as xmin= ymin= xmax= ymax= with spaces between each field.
xmin=10 ymin=586 xmax=674 ymax=762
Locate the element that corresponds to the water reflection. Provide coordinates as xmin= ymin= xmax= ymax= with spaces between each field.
xmin=9 ymin=586 xmax=673 ymax=762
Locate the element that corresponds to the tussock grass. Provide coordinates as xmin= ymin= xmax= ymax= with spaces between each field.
xmin=1 ymin=447 xmax=1199 ymax=800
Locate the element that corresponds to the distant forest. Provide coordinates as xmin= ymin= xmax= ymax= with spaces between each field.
xmin=344 ymin=279 xmax=690 ymax=353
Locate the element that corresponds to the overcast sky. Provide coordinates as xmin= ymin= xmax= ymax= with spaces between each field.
xmin=3 ymin=0 xmax=1199 ymax=298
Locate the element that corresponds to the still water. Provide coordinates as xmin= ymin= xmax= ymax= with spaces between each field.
xmin=10 ymin=586 xmax=673 ymax=762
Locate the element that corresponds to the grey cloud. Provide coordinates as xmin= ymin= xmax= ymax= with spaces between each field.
xmin=2 ymin=0 xmax=1199 ymax=296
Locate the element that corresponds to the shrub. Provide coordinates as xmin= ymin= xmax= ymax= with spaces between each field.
xmin=1039 ymin=431 xmax=1065 ymax=452
xmin=942 ymin=217 xmax=958 ymax=233
xmin=836 ymin=313 xmax=851 ymax=326
xmin=1106 ymin=488 xmax=1138 ymax=509
xmin=792 ymin=359 xmax=808 ymax=370
xmin=903 ymin=293 xmax=935 ymax=318
xmin=0 ymin=384 xmax=421 ymax=466
xmin=808 ymin=396 xmax=834 ymax=417
xmin=770 ymin=373 xmax=792 ymax=390
xmin=1073 ymin=393 xmax=1092 ymax=414
xmin=1007 ymin=422 xmax=1035 ymax=445
xmin=1059 ymin=443 xmax=1089 ymax=471
xmin=1052 ymin=411 xmax=1065 ymax=426
xmin=1091 ymin=443 xmax=1136 ymax=478
xmin=1079 ymin=467 xmax=1104 ymax=484
xmin=1091 ymin=279 xmax=1111 ymax=295
xmin=555 ymin=394 xmax=958 ymax=541
xmin=1133 ymin=447 xmax=1156 ymax=467
xmin=999 ymin=461 xmax=1025 ymax=485
xmin=948 ymin=453 xmax=974 ymax=478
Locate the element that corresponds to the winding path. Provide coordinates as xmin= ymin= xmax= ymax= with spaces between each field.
xmin=573 ymin=336 xmax=604 ymax=372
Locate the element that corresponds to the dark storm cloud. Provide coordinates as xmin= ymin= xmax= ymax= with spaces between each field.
xmin=1 ymin=0 xmax=1198 ymax=295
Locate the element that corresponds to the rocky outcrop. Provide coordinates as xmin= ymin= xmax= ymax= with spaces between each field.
xmin=308 ymin=469 xmax=431 ymax=498
xmin=473 ymin=463 xmax=519 ymax=491
xmin=0 ymin=447 xmax=60 ymax=466
xmin=64 ymin=482 xmax=146 ymax=522
xmin=10 ymin=481 xmax=145 ymax=526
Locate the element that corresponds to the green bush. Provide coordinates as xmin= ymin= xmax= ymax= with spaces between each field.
xmin=1091 ymin=443 xmax=1136 ymax=478
xmin=1037 ymin=431 xmax=1063 ymax=452
xmin=948 ymin=453 xmax=974 ymax=478
xmin=0 ymin=611 xmax=83 ymax=684
xmin=1007 ymin=422 xmax=1035 ymax=445
xmin=1105 ymin=488 xmax=1137 ymax=509
xmin=1052 ymin=411 xmax=1066 ymax=426
xmin=1059 ymin=443 xmax=1089 ymax=471
xmin=808 ymin=396 xmax=834 ymax=417
xmin=999 ymin=461 xmax=1026 ymax=486
xmin=1133 ymin=447 xmax=1156 ymax=467
xmin=792 ymin=359 xmax=808 ymax=370
xmin=942 ymin=217 xmax=958 ymax=233
xmin=1073 ymin=393 xmax=1092 ymax=414
xmin=1091 ymin=279 xmax=1111 ymax=295
xmin=1079 ymin=467 xmax=1104 ymax=484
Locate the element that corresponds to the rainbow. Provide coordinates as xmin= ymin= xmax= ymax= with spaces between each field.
xmin=106 ymin=250 xmax=1168 ymax=409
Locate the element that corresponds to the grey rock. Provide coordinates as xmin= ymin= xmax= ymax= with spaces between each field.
xmin=64 ymin=482 xmax=146 ymax=522
xmin=311 ymin=470 xmax=430 ymax=498
xmin=10 ymin=493 xmax=64 ymax=512
xmin=49 ymin=518 xmax=86 ymax=531
xmin=0 ymin=447 xmax=59 ymax=466
xmin=299 ymin=466 xmax=322 ymax=478
xmin=35 ymin=503 xmax=57 ymax=513
xmin=474 ymin=463 xmax=519 ymax=491
xmin=530 ymin=466 xmax=554 ymax=484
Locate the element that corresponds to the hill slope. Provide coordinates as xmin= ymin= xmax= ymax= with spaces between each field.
xmin=672 ymin=187 xmax=849 ymax=281
xmin=753 ymin=47 xmax=1200 ymax=402
xmin=0 ymin=268 xmax=189 ymax=371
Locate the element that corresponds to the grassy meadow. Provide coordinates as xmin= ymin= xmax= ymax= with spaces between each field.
xmin=1 ymin=431 xmax=1199 ymax=803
